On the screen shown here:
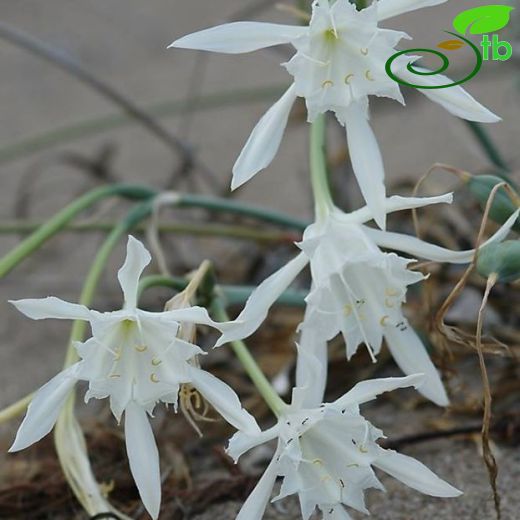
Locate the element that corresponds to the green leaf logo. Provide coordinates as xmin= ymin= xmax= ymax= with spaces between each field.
xmin=453 ymin=5 xmax=514 ymax=35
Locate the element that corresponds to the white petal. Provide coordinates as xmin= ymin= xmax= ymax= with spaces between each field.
xmin=125 ymin=402 xmax=161 ymax=519
xmin=9 ymin=296 xmax=92 ymax=321
xmin=215 ymin=252 xmax=309 ymax=346
xmin=397 ymin=66 xmax=500 ymax=123
xmin=344 ymin=103 xmax=387 ymax=230
xmin=232 ymin=84 xmax=298 ymax=190
xmin=331 ymin=374 xmax=423 ymax=411
xmin=374 ymin=450 xmax=462 ymax=497
xmin=10 ymin=364 xmax=79 ymax=452
xmin=376 ymin=0 xmax=448 ymax=21
xmin=365 ymin=208 xmax=520 ymax=263
xmin=384 ymin=321 xmax=448 ymax=406
xmin=227 ymin=425 xmax=280 ymax=462
xmin=158 ymin=306 xmax=224 ymax=330
xmin=189 ymin=367 xmax=260 ymax=434
xmin=118 ymin=236 xmax=151 ymax=309
xmin=294 ymin=320 xmax=328 ymax=408
xmin=348 ymin=193 xmax=453 ymax=225
xmin=236 ymin=456 xmax=280 ymax=520
xmin=169 ymin=22 xmax=306 ymax=54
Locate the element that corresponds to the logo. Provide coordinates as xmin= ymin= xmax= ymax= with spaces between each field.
xmin=386 ymin=5 xmax=514 ymax=89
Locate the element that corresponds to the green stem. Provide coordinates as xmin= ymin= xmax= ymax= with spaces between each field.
xmin=310 ymin=115 xmax=334 ymax=219
xmin=211 ymin=298 xmax=286 ymax=416
xmin=0 ymin=219 xmax=298 ymax=243
xmin=139 ymin=275 xmax=307 ymax=307
xmin=0 ymin=184 xmax=156 ymax=278
xmin=176 ymin=193 xmax=307 ymax=231
xmin=464 ymin=121 xmax=510 ymax=175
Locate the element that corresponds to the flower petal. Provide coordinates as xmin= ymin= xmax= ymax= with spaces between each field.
xmin=232 ymin=84 xmax=298 ymax=190
xmin=124 ymin=401 xmax=161 ymax=519
xmin=157 ymin=306 xmax=224 ymax=330
xmin=227 ymin=425 xmax=280 ymax=462
xmin=348 ymin=193 xmax=453 ymax=225
xmin=363 ymin=209 xmax=520 ymax=263
xmin=294 ymin=321 xmax=328 ymax=408
xmin=344 ymin=103 xmax=387 ymax=230
xmin=331 ymin=374 xmax=424 ymax=411
xmin=189 ymin=367 xmax=260 ymax=434
xmin=169 ymin=22 xmax=306 ymax=54
xmin=215 ymin=252 xmax=309 ymax=346
xmin=10 ymin=364 xmax=79 ymax=452
xmin=376 ymin=0 xmax=449 ymax=21
xmin=9 ymin=297 xmax=92 ymax=321
xmin=397 ymin=66 xmax=500 ymax=123
xmin=374 ymin=450 xmax=462 ymax=497
xmin=236 ymin=456 xmax=280 ymax=520
xmin=118 ymin=236 xmax=152 ymax=309
xmin=384 ymin=321 xmax=449 ymax=406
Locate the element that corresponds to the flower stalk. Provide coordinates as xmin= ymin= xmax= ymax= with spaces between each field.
xmin=310 ymin=114 xmax=334 ymax=219
xmin=211 ymin=297 xmax=286 ymax=416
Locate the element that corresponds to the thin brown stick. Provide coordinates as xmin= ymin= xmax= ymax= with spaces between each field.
xmin=476 ymin=273 xmax=501 ymax=520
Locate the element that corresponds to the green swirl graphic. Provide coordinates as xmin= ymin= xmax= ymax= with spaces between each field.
xmin=385 ymin=32 xmax=483 ymax=89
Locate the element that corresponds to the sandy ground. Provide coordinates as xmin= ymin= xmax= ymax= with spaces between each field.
xmin=0 ymin=0 xmax=519 ymax=518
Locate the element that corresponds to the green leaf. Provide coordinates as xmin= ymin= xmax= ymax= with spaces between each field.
xmin=453 ymin=5 xmax=514 ymax=35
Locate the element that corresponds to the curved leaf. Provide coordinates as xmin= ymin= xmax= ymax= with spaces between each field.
xmin=453 ymin=5 xmax=514 ymax=35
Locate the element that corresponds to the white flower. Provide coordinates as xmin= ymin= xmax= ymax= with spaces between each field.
xmin=9 ymin=236 xmax=259 ymax=520
xmin=170 ymin=0 xmax=499 ymax=229
xmin=227 ymin=357 xmax=462 ymax=520
xmin=216 ymin=195 xmax=519 ymax=406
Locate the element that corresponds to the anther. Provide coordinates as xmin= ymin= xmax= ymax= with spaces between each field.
xmin=360 ymin=48 xmax=369 ymax=55
xmin=344 ymin=73 xmax=354 ymax=84
xmin=365 ymin=69 xmax=375 ymax=81
xmin=150 ymin=373 xmax=160 ymax=383
xmin=135 ymin=345 xmax=148 ymax=352
xmin=151 ymin=357 xmax=162 ymax=366
xmin=322 ymin=79 xmax=334 ymax=88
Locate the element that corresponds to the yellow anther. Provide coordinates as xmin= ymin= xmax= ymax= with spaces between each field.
xmin=360 ymin=48 xmax=369 ymax=55
xmin=312 ymin=458 xmax=324 ymax=465
xmin=380 ymin=315 xmax=390 ymax=326
xmin=365 ymin=69 xmax=374 ymax=81
xmin=344 ymin=73 xmax=354 ymax=84
xmin=359 ymin=445 xmax=368 ymax=453
xmin=135 ymin=345 xmax=148 ymax=352
xmin=322 ymin=79 xmax=334 ymax=88
xmin=109 ymin=374 xmax=121 ymax=379
xmin=150 ymin=373 xmax=160 ymax=383
xmin=151 ymin=357 xmax=162 ymax=366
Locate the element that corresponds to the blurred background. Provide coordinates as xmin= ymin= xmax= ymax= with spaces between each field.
xmin=0 ymin=0 xmax=519 ymax=518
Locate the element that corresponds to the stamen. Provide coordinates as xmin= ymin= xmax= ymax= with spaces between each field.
xmin=344 ymin=304 xmax=353 ymax=317
xmin=365 ymin=69 xmax=375 ymax=81
xmin=380 ymin=315 xmax=390 ymax=326
xmin=384 ymin=298 xmax=395 ymax=308
xmin=109 ymin=374 xmax=121 ymax=379
xmin=300 ymin=52 xmax=330 ymax=66
xmin=322 ymin=79 xmax=334 ymax=89
xmin=135 ymin=344 xmax=148 ymax=352
xmin=360 ymin=47 xmax=369 ymax=56
xmin=151 ymin=357 xmax=162 ymax=366
xmin=344 ymin=73 xmax=354 ymax=84
xmin=313 ymin=458 xmax=324 ymax=465
xmin=150 ymin=373 xmax=160 ymax=383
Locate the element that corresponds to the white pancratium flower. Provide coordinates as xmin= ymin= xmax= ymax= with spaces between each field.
xmin=216 ymin=194 xmax=519 ymax=406
xmin=170 ymin=0 xmax=499 ymax=229
xmin=228 ymin=348 xmax=462 ymax=520
xmin=9 ymin=236 xmax=259 ymax=520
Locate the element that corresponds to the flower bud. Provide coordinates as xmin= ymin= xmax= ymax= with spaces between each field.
xmin=467 ymin=175 xmax=520 ymax=232
xmin=477 ymin=241 xmax=520 ymax=283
